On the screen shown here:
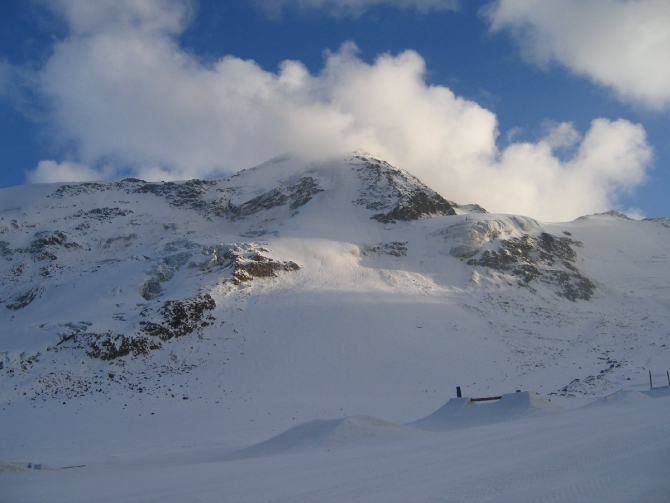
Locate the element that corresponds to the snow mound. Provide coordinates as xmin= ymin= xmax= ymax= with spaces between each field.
xmin=228 ymin=416 xmax=423 ymax=459
xmin=605 ymin=390 xmax=650 ymax=403
xmin=641 ymin=387 xmax=670 ymax=398
xmin=584 ymin=389 xmax=655 ymax=407
xmin=408 ymin=391 xmax=563 ymax=431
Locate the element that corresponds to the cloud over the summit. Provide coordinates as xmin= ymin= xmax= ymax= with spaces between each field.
xmin=257 ymin=0 xmax=458 ymax=17
xmin=23 ymin=0 xmax=655 ymax=221
xmin=485 ymin=0 xmax=670 ymax=111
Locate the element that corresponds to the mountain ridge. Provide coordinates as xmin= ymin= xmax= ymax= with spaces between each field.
xmin=1 ymin=152 xmax=669 ymax=411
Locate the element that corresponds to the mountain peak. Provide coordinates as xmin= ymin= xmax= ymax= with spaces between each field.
xmin=347 ymin=153 xmax=457 ymax=223
xmin=1 ymin=150 xmax=669 ymax=417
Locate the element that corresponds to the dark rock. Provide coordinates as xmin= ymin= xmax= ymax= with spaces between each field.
xmin=0 ymin=241 xmax=13 ymax=261
xmin=6 ymin=286 xmax=44 ymax=310
xmin=227 ymin=177 xmax=323 ymax=220
xmin=71 ymin=207 xmax=134 ymax=221
xmin=373 ymin=191 xmax=456 ymax=223
xmin=199 ymin=243 xmax=301 ymax=284
xmin=467 ymin=232 xmax=595 ymax=301
xmin=139 ymin=294 xmax=216 ymax=342
xmin=80 ymin=332 xmax=162 ymax=360
xmin=21 ymin=230 xmax=84 ymax=261
xmin=352 ymin=156 xmax=456 ymax=223
xmin=50 ymin=182 xmax=109 ymax=198
xmin=233 ymin=257 xmax=300 ymax=283
xmin=361 ymin=242 xmax=408 ymax=257
xmin=134 ymin=179 xmax=217 ymax=214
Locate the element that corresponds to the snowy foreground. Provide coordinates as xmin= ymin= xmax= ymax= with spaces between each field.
xmin=2 ymin=390 xmax=669 ymax=502
xmin=1 ymin=153 xmax=670 ymax=501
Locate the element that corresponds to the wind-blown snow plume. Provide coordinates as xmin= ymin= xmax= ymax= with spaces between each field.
xmin=485 ymin=0 xmax=670 ymax=111
xmin=19 ymin=0 xmax=654 ymax=220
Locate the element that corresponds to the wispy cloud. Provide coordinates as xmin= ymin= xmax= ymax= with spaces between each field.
xmin=256 ymin=0 xmax=459 ymax=18
xmin=0 ymin=59 xmax=11 ymax=99
xmin=484 ymin=0 xmax=670 ymax=111
xmin=12 ymin=0 xmax=655 ymax=221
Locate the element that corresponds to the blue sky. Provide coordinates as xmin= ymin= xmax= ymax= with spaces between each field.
xmin=0 ymin=0 xmax=668 ymax=221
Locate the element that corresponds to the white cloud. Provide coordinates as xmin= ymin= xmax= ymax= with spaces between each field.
xmin=541 ymin=121 xmax=580 ymax=151
xmin=28 ymin=160 xmax=103 ymax=184
xmin=49 ymin=0 xmax=191 ymax=35
xmin=484 ymin=0 xmax=670 ymax=110
xmin=257 ymin=0 xmax=458 ymax=17
xmin=27 ymin=0 xmax=654 ymax=221
xmin=475 ymin=119 xmax=652 ymax=221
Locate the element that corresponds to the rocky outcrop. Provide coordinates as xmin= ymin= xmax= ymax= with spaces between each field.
xmin=139 ymin=294 xmax=216 ymax=342
xmin=439 ymin=217 xmax=596 ymax=301
xmin=466 ymin=231 xmax=596 ymax=301
xmin=226 ymin=177 xmax=323 ymax=220
xmin=352 ymin=155 xmax=456 ymax=223
xmin=60 ymin=294 xmax=217 ymax=360
xmin=361 ymin=242 xmax=408 ymax=257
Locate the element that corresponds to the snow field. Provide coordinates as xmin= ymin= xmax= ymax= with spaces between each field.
xmin=2 ymin=392 xmax=669 ymax=503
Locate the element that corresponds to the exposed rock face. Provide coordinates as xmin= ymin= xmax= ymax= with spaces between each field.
xmin=61 ymin=294 xmax=217 ymax=360
xmin=52 ymin=174 xmax=324 ymax=223
xmin=232 ymin=253 xmax=300 ymax=284
xmin=6 ymin=286 xmax=45 ymax=310
xmin=198 ymin=243 xmax=301 ymax=285
xmin=70 ymin=207 xmax=134 ymax=222
xmin=226 ymin=177 xmax=323 ymax=219
xmin=361 ymin=242 xmax=408 ymax=257
xmin=438 ymin=217 xmax=596 ymax=301
xmin=139 ymin=294 xmax=216 ymax=342
xmin=466 ymin=233 xmax=596 ymax=301
xmin=0 ymin=241 xmax=13 ymax=260
xmin=644 ymin=217 xmax=670 ymax=228
xmin=372 ymin=191 xmax=455 ymax=224
xmin=134 ymin=179 xmax=218 ymax=214
xmin=50 ymin=181 xmax=111 ymax=198
xmin=352 ymin=155 xmax=456 ymax=223
xmin=22 ymin=230 xmax=85 ymax=261
xmin=79 ymin=332 xmax=162 ymax=361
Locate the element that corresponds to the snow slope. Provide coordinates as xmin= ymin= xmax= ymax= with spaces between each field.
xmin=1 ymin=153 xmax=669 ymax=501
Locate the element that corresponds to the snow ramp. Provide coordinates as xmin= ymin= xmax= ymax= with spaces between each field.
xmin=0 ymin=462 xmax=60 ymax=473
xmin=227 ymin=415 xmax=424 ymax=460
xmin=585 ymin=389 xmax=651 ymax=408
xmin=408 ymin=391 xmax=563 ymax=431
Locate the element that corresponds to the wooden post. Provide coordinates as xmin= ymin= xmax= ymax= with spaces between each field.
xmin=649 ymin=370 xmax=653 ymax=390
xmin=667 ymin=371 xmax=669 ymax=387
xmin=456 ymin=386 xmax=462 ymax=398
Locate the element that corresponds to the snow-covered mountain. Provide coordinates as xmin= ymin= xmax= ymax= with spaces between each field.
xmin=2 ymin=153 xmax=669 ymax=502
